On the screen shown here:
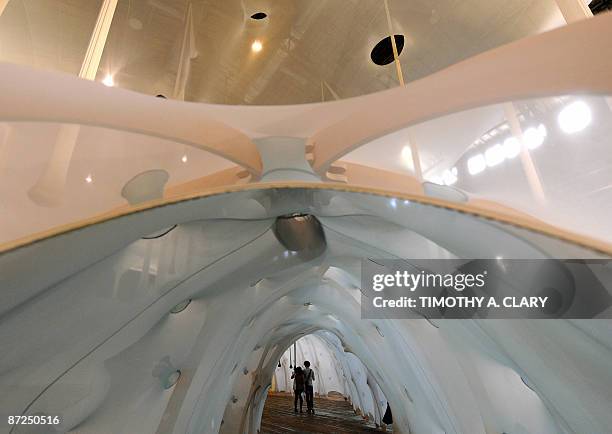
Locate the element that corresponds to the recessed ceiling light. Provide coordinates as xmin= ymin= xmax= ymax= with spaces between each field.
xmin=251 ymin=40 xmax=263 ymax=53
xmin=442 ymin=168 xmax=457 ymax=185
xmin=85 ymin=174 xmax=93 ymax=183
xmin=523 ymin=124 xmax=547 ymax=149
xmin=102 ymin=74 xmax=114 ymax=87
xmin=558 ymin=101 xmax=592 ymax=134
xmin=250 ymin=12 xmax=267 ymax=20
xmin=485 ymin=144 xmax=505 ymax=167
xmin=467 ymin=154 xmax=486 ymax=175
xmin=503 ymin=137 xmax=521 ymax=159
xmin=370 ymin=35 xmax=405 ymax=66
xmin=181 ymin=154 xmax=188 ymax=163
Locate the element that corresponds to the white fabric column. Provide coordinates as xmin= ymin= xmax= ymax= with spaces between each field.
xmin=256 ymin=137 xmax=320 ymax=182
xmin=28 ymin=0 xmax=118 ymax=206
xmin=382 ymin=0 xmax=423 ymax=182
xmin=173 ymin=2 xmax=198 ymax=100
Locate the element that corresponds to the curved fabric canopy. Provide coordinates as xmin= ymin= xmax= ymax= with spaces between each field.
xmin=1 ymin=6 xmax=612 ymax=434
xmin=1 ymin=185 xmax=611 ymax=434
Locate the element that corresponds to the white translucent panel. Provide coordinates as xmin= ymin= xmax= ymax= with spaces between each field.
xmin=0 ymin=122 xmax=236 ymax=244
xmin=343 ymin=105 xmax=505 ymax=177
xmin=454 ymin=96 xmax=612 ymax=242
xmin=342 ymin=95 xmax=612 ymax=243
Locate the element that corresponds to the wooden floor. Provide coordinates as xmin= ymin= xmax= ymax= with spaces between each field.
xmin=260 ymin=393 xmax=387 ymax=434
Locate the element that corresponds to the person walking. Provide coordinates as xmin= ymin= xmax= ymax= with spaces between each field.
xmin=291 ymin=366 xmax=305 ymax=413
xmin=303 ymin=360 xmax=316 ymax=414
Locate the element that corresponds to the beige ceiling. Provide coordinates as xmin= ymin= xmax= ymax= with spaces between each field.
xmin=0 ymin=0 xmax=103 ymax=75
xmin=0 ymin=0 xmax=565 ymax=105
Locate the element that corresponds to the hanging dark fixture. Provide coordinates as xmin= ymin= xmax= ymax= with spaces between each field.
xmin=370 ymin=34 xmax=405 ymax=66
xmin=589 ymin=0 xmax=612 ymax=15
xmin=289 ymin=347 xmax=292 ymax=369
xmin=272 ymin=214 xmax=326 ymax=261
xmin=278 ymin=360 xmax=281 ymax=368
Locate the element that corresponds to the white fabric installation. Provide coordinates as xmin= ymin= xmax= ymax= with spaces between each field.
xmin=272 ymin=333 xmax=388 ymax=424
xmin=0 ymin=8 xmax=612 ymax=434
xmin=1 ymin=186 xmax=611 ymax=434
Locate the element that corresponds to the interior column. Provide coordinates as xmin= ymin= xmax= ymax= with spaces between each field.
xmin=27 ymin=0 xmax=119 ymax=205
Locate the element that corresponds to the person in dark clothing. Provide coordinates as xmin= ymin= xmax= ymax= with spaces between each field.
xmin=382 ymin=402 xmax=393 ymax=425
xmin=303 ymin=360 xmax=316 ymax=414
xmin=291 ymin=366 xmax=305 ymax=412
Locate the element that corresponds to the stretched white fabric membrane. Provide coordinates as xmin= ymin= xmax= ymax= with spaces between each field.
xmin=1 ymin=10 xmax=612 ymax=434
xmin=1 ymin=185 xmax=611 ymax=434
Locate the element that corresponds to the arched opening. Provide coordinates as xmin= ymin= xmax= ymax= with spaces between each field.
xmin=264 ymin=333 xmax=389 ymax=432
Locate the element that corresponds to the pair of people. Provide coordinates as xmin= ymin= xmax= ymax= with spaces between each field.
xmin=291 ymin=360 xmax=315 ymax=413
